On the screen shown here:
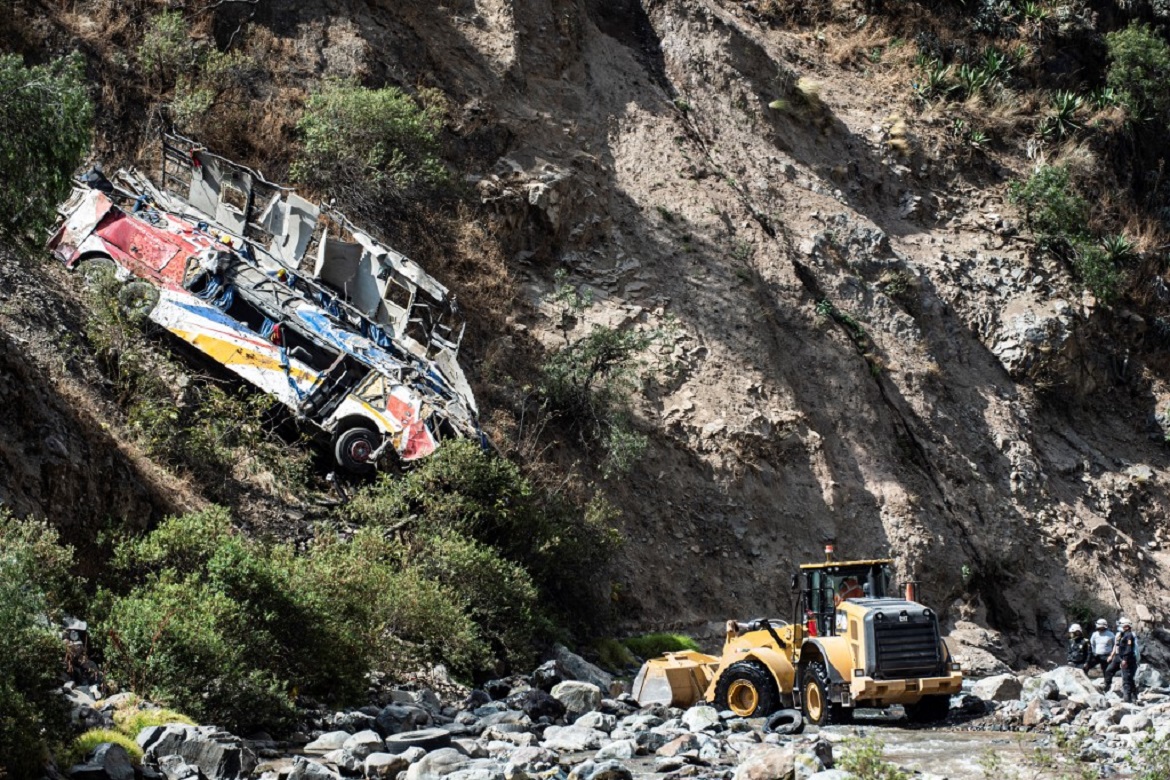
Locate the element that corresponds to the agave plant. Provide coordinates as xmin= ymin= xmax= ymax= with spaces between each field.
xmin=1100 ymin=233 xmax=1136 ymax=265
xmin=1043 ymin=90 xmax=1084 ymax=138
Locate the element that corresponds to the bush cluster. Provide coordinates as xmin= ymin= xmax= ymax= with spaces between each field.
xmin=346 ymin=439 xmax=623 ymax=637
xmin=0 ymin=513 xmax=77 ymax=780
xmin=1009 ymin=165 xmax=1133 ymax=304
xmin=1106 ymin=23 xmax=1170 ymax=127
xmin=0 ymin=53 xmax=92 ymax=240
xmin=94 ymin=480 xmax=606 ymax=734
xmin=292 ymin=82 xmax=448 ymax=215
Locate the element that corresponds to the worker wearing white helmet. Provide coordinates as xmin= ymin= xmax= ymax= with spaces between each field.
xmin=1108 ymin=617 xmax=1139 ymax=703
xmin=1066 ymin=623 xmax=1090 ymax=667
xmin=1083 ymin=618 xmax=1116 ymax=687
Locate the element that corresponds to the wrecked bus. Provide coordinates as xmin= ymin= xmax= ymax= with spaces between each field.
xmin=48 ymin=133 xmax=481 ymax=474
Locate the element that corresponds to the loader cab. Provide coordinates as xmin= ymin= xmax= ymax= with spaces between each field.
xmin=796 ymin=559 xmax=895 ymax=637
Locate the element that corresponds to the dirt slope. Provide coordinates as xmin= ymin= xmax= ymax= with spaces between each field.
xmin=6 ymin=0 xmax=1170 ymax=665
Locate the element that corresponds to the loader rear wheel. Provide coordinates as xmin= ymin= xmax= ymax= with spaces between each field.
xmin=714 ymin=661 xmax=779 ymax=717
xmin=801 ymin=661 xmax=849 ymax=726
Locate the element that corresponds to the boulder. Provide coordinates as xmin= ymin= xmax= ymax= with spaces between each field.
xmin=506 ymin=690 xmax=565 ymax=722
xmin=70 ymin=743 xmax=135 ymax=780
xmin=540 ymin=725 xmax=606 ymax=752
xmin=503 ymin=747 xmax=558 ymax=772
xmin=531 ymin=661 xmax=564 ymax=692
xmin=552 ymin=645 xmax=614 ymax=692
xmin=656 ymin=734 xmax=700 ymax=758
xmin=142 ymin=726 xmax=257 ymax=780
xmin=375 ymin=705 xmax=432 ymax=737
xmin=1022 ymin=699 xmax=1050 ymax=728
xmin=305 ymin=732 xmax=352 ymax=755
xmin=287 ymin=758 xmax=342 ymax=780
xmin=1136 ymin=664 xmax=1165 ymax=690
xmin=1039 ymin=667 xmax=1104 ymax=707
xmin=567 ymin=760 xmax=632 ymax=780
xmin=807 ymin=772 xmax=853 ymax=780
xmin=321 ymin=749 xmax=362 ymax=773
xmin=551 ymin=681 xmax=602 ymax=716
xmin=1119 ymin=712 xmax=1152 ymax=732
xmin=634 ymin=731 xmax=668 ymax=754
xmin=365 ymin=753 xmax=413 ymax=779
xmin=619 ymin=714 xmax=663 ymax=732
xmin=681 ymin=706 xmax=721 ymax=733
xmin=972 ymin=674 xmax=1022 ymax=702
xmin=734 ymin=746 xmax=796 ymax=780
xmin=157 ymin=755 xmax=201 ymax=780
xmin=343 ymin=731 xmax=386 ymax=760
xmin=404 ymin=749 xmax=470 ymax=780
xmin=484 ymin=680 xmax=514 ymax=701
xmin=574 ymin=712 xmax=616 ymax=732
xmin=594 ymin=740 xmax=637 ymax=761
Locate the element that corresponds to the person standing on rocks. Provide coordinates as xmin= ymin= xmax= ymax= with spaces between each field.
xmin=1084 ymin=618 xmax=1115 ymax=687
xmin=1066 ymin=623 xmax=1090 ymax=666
xmin=1109 ymin=617 xmax=1139 ymax=703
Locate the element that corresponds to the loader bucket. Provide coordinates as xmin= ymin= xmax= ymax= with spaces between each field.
xmin=631 ymin=651 xmax=719 ymax=708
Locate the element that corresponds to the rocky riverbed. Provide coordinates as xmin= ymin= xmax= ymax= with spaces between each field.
xmin=63 ymin=650 xmax=1170 ymax=780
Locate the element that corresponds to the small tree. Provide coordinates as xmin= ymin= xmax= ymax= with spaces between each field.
xmin=1007 ymin=165 xmax=1088 ymax=249
xmin=0 ymin=53 xmax=92 ymax=240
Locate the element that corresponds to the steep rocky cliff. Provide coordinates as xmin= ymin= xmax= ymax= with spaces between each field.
xmin=5 ymin=0 xmax=1170 ymax=666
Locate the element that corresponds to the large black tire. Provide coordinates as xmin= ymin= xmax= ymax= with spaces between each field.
xmin=118 ymin=281 xmax=160 ymax=320
xmin=904 ymin=694 xmax=951 ymax=724
xmin=384 ymin=727 xmax=452 ymax=754
xmin=764 ymin=708 xmax=804 ymax=735
xmin=800 ymin=661 xmax=850 ymax=726
xmin=334 ymin=425 xmax=380 ymax=475
xmin=714 ymin=660 xmax=780 ymax=718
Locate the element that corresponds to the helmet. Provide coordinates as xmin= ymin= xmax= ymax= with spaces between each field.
xmin=1095 ymin=618 xmax=1108 ymax=629
xmin=1120 ymin=617 xmax=1133 ymax=629
xmin=1068 ymin=623 xmax=1082 ymax=635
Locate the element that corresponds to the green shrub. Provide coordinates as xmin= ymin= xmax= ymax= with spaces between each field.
xmin=292 ymin=82 xmax=447 ymax=212
xmin=346 ymin=439 xmax=623 ymax=636
xmin=411 ymin=531 xmax=545 ymax=669
xmin=837 ymin=737 xmax=908 ymax=780
xmin=541 ymin=270 xmax=665 ymax=477
xmin=137 ymin=11 xmax=193 ymax=85
xmin=623 ymin=632 xmax=700 ymax=659
xmin=0 ymin=53 xmax=92 ymax=239
xmin=98 ymin=508 xmax=503 ymax=731
xmin=1106 ymin=23 xmax=1170 ymax=125
xmin=0 ymin=514 xmax=76 ymax=780
xmin=1072 ymin=241 xmax=1124 ymax=305
xmin=1008 ymin=165 xmax=1089 ymax=247
xmin=61 ymin=730 xmax=143 ymax=770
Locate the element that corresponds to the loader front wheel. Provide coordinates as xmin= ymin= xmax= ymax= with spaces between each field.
xmin=801 ymin=661 xmax=848 ymax=726
xmin=715 ymin=661 xmax=779 ymax=717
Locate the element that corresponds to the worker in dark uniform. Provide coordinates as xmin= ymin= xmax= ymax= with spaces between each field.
xmin=1066 ymin=623 xmax=1090 ymax=666
xmin=1109 ymin=617 xmax=1139 ymax=703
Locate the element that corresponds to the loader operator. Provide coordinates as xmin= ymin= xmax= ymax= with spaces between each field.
xmin=1066 ymin=624 xmax=1090 ymax=666
xmin=833 ymin=576 xmax=865 ymax=605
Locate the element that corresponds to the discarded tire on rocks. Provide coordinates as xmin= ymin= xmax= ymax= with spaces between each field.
xmin=383 ymin=728 xmax=452 ymax=755
xmin=764 ymin=708 xmax=804 ymax=735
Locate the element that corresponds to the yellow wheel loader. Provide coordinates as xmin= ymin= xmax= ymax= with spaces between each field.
xmin=631 ymin=550 xmax=963 ymax=725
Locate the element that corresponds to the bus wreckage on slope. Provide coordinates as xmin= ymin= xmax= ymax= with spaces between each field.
xmin=48 ymin=133 xmax=482 ymax=474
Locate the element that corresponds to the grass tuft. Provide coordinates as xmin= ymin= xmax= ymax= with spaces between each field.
xmin=623 ymin=632 xmax=700 ymax=659
xmin=61 ymin=729 xmax=144 ymax=769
